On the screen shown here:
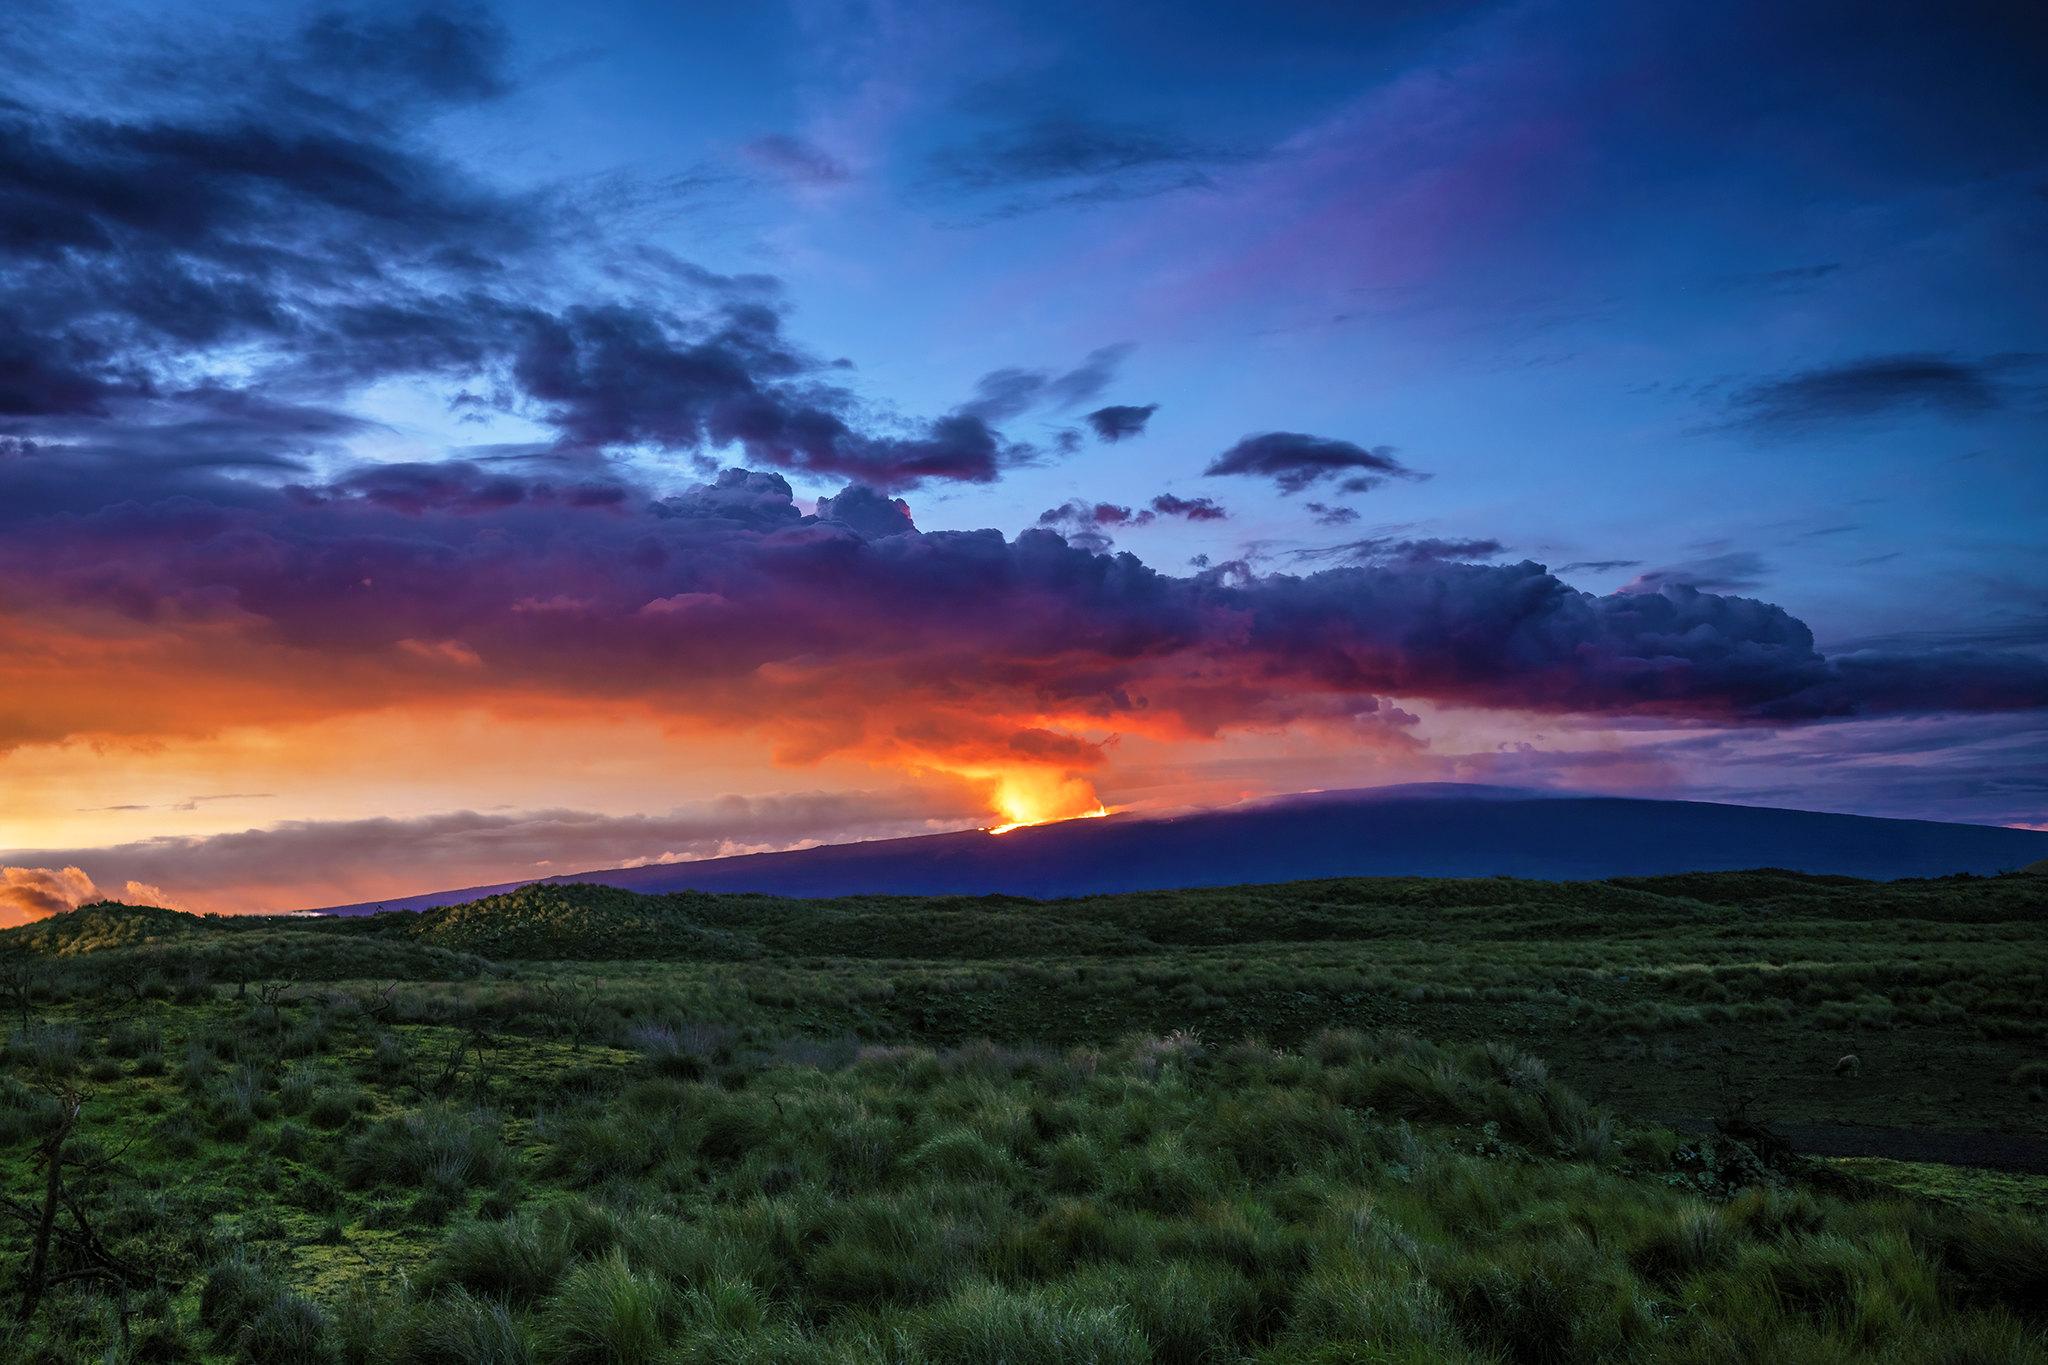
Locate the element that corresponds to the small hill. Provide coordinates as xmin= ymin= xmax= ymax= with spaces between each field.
xmin=396 ymin=883 xmax=761 ymax=961
xmin=0 ymin=901 xmax=202 ymax=956
xmin=0 ymin=901 xmax=492 ymax=981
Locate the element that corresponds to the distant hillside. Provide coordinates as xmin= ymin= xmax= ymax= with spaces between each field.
xmin=12 ymin=866 xmax=2045 ymax=973
xmin=312 ymin=785 xmax=2048 ymax=914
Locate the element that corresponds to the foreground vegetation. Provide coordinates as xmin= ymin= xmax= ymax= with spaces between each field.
xmin=2 ymin=869 xmax=2044 ymax=1360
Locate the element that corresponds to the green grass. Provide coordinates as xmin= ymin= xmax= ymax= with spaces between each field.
xmin=1830 ymin=1157 xmax=2048 ymax=1217
xmin=1 ymin=869 xmax=2045 ymax=1361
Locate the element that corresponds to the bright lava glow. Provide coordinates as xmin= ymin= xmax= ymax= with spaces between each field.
xmin=982 ymin=768 xmax=1111 ymax=834
xmin=988 ymin=805 xmax=1110 ymax=836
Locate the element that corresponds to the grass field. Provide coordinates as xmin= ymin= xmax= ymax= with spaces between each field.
xmin=3 ymin=869 xmax=2045 ymax=1361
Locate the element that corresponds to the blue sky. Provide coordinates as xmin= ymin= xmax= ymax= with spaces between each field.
xmin=396 ymin=0 xmax=2046 ymax=642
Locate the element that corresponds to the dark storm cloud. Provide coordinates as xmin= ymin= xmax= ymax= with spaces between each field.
xmin=304 ymin=459 xmax=631 ymax=515
xmin=1205 ymin=432 xmax=1424 ymax=495
xmin=1723 ymin=354 xmax=2035 ymax=432
xmin=815 ymin=483 xmax=917 ymax=539
xmin=6 ymin=460 xmax=2043 ymax=763
xmin=1086 ymin=404 xmax=1158 ymax=442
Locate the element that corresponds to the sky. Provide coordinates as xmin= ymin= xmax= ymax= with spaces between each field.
xmin=2 ymin=0 xmax=2045 ymax=919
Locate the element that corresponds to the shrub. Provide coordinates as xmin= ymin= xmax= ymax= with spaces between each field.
xmin=237 ymin=1291 xmax=333 ymax=1365
xmin=1631 ymin=1205 xmax=1733 ymax=1284
xmin=539 ymin=1109 xmax=660 ymax=1185
xmin=421 ymin=1211 xmax=575 ymax=1306
xmin=401 ymin=1287 xmax=535 ymax=1364
xmin=1043 ymin=1133 xmax=1106 ymax=1194
xmin=199 ymin=1251 xmax=274 ymax=1331
xmin=540 ymin=1252 xmax=673 ymax=1365
xmin=1065 ymin=1259 xmax=1260 ymax=1365
xmin=1288 ymin=1260 xmax=1467 ymax=1358
xmin=107 ymin=1018 xmax=163 ymax=1060
xmin=344 ymin=1105 xmax=508 ymax=1193
xmin=910 ymin=1281 xmax=1149 ymax=1365
xmin=308 ymin=1083 xmax=363 ymax=1130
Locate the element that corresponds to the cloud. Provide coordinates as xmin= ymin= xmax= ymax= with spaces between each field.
xmin=959 ymin=344 xmax=1133 ymax=423
xmin=1036 ymin=498 xmax=1143 ymax=551
xmin=1037 ymin=492 xmax=1229 ymax=548
xmin=742 ymin=133 xmax=851 ymax=186
xmin=816 ymin=483 xmax=916 ymax=539
xmin=924 ymin=115 xmax=1255 ymax=219
xmin=1710 ymin=262 xmax=1842 ymax=293
xmin=0 ymin=6 xmax=1059 ymax=491
xmin=1205 ymin=432 xmax=1425 ymax=494
xmin=932 ymin=117 xmax=1225 ymax=188
xmin=293 ymin=3 xmax=513 ymax=106
xmin=5 ymin=459 xmax=2043 ymax=810
xmin=1304 ymin=503 xmax=1360 ymax=526
xmin=1621 ymin=551 xmax=1768 ymax=595
xmin=0 ymin=865 xmax=97 ymax=927
xmin=1 ymin=789 xmax=977 ymax=913
xmin=1148 ymin=494 xmax=1226 ymax=522
xmin=1722 ymin=354 xmax=2034 ymax=432
xmin=1085 ymin=404 xmax=1158 ymax=442
xmin=1559 ymin=558 xmax=1643 ymax=574
xmin=1293 ymin=536 xmax=1505 ymax=566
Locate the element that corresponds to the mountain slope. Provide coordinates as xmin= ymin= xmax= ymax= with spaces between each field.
xmin=311 ymin=785 xmax=2048 ymax=913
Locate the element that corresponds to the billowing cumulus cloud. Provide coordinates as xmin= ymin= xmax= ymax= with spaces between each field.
xmin=0 ymin=865 xmax=177 ymax=927
xmin=0 ymin=866 xmax=98 ymax=927
xmin=1206 ymin=432 xmax=1425 ymax=494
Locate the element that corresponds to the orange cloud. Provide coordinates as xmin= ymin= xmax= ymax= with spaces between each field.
xmin=0 ymin=865 xmax=98 ymax=928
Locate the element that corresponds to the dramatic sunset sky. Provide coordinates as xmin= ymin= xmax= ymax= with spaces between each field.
xmin=2 ymin=0 xmax=2045 ymax=918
